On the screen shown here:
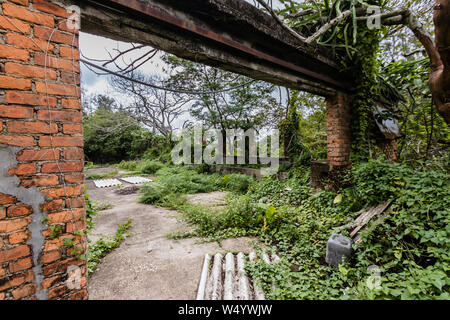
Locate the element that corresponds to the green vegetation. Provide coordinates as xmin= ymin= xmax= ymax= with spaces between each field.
xmin=138 ymin=166 xmax=253 ymax=206
xmin=146 ymin=160 xmax=449 ymax=300
xmin=87 ymin=219 xmax=133 ymax=275
xmin=85 ymin=169 xmax=119 ymax=180
xmin=80 ymin=0 xmax=449 ymax=300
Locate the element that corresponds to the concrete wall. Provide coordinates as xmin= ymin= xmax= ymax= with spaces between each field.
xmin=0 ymin=0 xmax=86 ymax=300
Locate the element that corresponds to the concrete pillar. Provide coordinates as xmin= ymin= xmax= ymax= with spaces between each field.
xmin=0 ymin=0 xmax=86 ymax=300
xmin=326 ymin=93 xmax=351 ymax=190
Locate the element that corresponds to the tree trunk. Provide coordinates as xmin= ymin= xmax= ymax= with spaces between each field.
xmin=431 ymin=0 xmax=450 ymax=124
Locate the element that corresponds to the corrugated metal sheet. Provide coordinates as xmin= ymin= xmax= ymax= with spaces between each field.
xmin=120 ymin=176 xmax=153 ymax=184
xmin=197 ymin=252 xmax=280 ymax=300
xmin=93 ymin=179 xmax=122 ymax=188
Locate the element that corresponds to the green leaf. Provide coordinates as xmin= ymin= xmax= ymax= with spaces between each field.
xmin=334 ymin=194 xmax=343 ymax=204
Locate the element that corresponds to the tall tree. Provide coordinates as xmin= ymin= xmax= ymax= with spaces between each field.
xmin=110 ymin=72 xmax=191 ymax=137
xmin=164 ymin=55 xmax=285 ymax=133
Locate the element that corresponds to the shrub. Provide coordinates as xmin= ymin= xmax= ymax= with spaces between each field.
xmin=118 ymin=160 xmax=139 ymax=171
xmin=139 ymin=182 xmax=165 ymax=204
xmin=220 ymin=174 xmax=253 ymax=193
xmin=139 ymin=161 xmax=165 ymax=175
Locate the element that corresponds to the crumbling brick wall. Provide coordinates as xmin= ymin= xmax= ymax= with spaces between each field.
xmin=0 ymin=0 xmax=86 ymax=300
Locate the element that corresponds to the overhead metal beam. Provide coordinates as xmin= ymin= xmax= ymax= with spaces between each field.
xmin=78 ymin=0 xmax=353 ymax=96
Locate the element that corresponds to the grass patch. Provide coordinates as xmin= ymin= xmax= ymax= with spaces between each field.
xmin=85 ymin=169 xmax=118 ymax=180
xmin=87 ymin=219 xmax=133 ymax=275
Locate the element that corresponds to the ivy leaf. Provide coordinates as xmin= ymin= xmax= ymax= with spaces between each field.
xmin=334 ymin=194 xmax=343 ymax=204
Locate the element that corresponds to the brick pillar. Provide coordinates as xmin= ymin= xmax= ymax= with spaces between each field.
xmin=0 ymin=0 xmax=86 ymax=300
xmin=326 ymin=93 xmax=351 ymax=190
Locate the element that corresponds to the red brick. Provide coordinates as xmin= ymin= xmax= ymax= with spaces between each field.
xmin=0 ymin=105 xmax=33 ymax=119
xmin=0 ymin=238 xmax=3 ymax=250
xmin=67 ymin=196 xmax=84 ymax=209
xmin=0 ymin=15 xmax=31 ymax=34
xmin=44 ymin=236 xmax=72 ymax=251
xmin=4 ymin=33 xmax=54 ymax=51
xmin=48 ymin=284 xmax=68 ymax=299
xmin=8 ymin=163 xmax=36 ymax=175
xmin=5 ymin=62 xmax=57 ymax=80
xmin=17 ymin=149 xmax=59 ymax=162
xmin=66 ymin=220 xmax=85 ymax=233
xmin=41 ymin=199 xmax=64 ymax=213
xmin=7 ymin=204 xmax=32 ymax=218
xmin=42 ymin=162 xmax=83 ymax=173
xmin=0 ymin=44 xmax=29 ymax=61
xmin=61 ymin=98 xmax=81 ymax=110
xmin=64 ymin=173 xmax=84 ymax=184
xmin=2 ymin=3 xmax=54 ymax=27
xmin=41 ymin=185 xmax=83 ymax=199
xmin=34 ymin=54 xmax=79 ymax=72
xmin=39 ymin=136 xmax=83 ymax=148
xmin=20 ymin=175 xmax=59 ymax=188
xmin=36 ymin=82 xmax=79 ymax=97
xmin=47 ymin=208 xmax=84 ymax=224
xmin=0 ymin=208 xmax=6 ymax=219
xmin=34 ymin=26 xmax=75 ymax=45
xmin=0 ymin=75 xmax=31 ymax=90
xmin=6 ymin=91 xmax=57 ymax=107
xmin=0 ymin=245 xmax=31 ymax=263
xmin=43 ymin=257 xmax=83 ymax=277
xmin=8 ymin=231 xmax=31 ymax=245
xmin=0 ymin=270 xmax=34 ymax=291
xmin=6 ymin=121 xmax=58 ymax=134
xmin=63 ymin=148 xmax=83 ymax=160
xmin=62 ymin=124 xmax=82 ymax=135
xmin=0 ymin=135 xmax=35 ymax=147
xmin=34 ymin=0 xmax=71 ymax=18
xmin=12 ymin=283 xmax=36 ymax=299
xmin=61 ymin=71 xmax=80 ymax=85
xmin=68 ymin=288 xmax=87 ymax=300
xmin=37 ymin=110 xmax=81 ymax=123
xmin=0 ymin=266 xmax=6 ymax=277
xmin=9 ymin=257 xmax=32 ymax=273
xmin=0 ymin=193 xmax=17 ymax=205
xmin=10 ymin=0 xmax=29 ymax=6
xmin=41 ymin=250 xmax=61 ymax=264
xmin=0 ymin=218 xmax=31 ymax=234
xmin=60 ymin=47 xmax=80 ymax=59
xmin=41 ymin=274 xmax=61 ymax=289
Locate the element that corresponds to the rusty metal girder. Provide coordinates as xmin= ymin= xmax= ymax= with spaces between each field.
xmin=82 ymin=0 xmax=352 ymax=96
xmin=100 ymin=0 xmax=351 ymax=92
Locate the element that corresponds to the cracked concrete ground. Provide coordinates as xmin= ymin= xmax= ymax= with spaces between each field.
xmin=85 ymin=180 xmax=257 ymax=300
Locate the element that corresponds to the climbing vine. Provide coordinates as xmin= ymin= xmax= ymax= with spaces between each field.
xmin=279 ymin=0 xmax=397 ymax=160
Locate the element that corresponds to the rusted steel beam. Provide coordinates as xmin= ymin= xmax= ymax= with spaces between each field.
xmin=101 ymin=0 xmax=350 ymax=91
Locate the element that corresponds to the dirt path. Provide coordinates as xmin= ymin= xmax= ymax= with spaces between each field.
xmin=86 ymin=181 xmax=257 ymax=300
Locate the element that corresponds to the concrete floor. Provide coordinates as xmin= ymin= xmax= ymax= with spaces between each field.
xmin=85 ymin=180 xmax=257 ymax=300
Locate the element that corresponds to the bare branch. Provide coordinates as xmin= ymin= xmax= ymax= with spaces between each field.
xmin=305 ymin=10 xmax=353 ymax=44
xmin=255 ymin=0 xmax=307 ymax=42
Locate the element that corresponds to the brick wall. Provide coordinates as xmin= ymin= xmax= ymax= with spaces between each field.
xmin=326 ymin=93 xmax=351 ymax=168
xmin=0 ymin=0 xmax=86 ymax=300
